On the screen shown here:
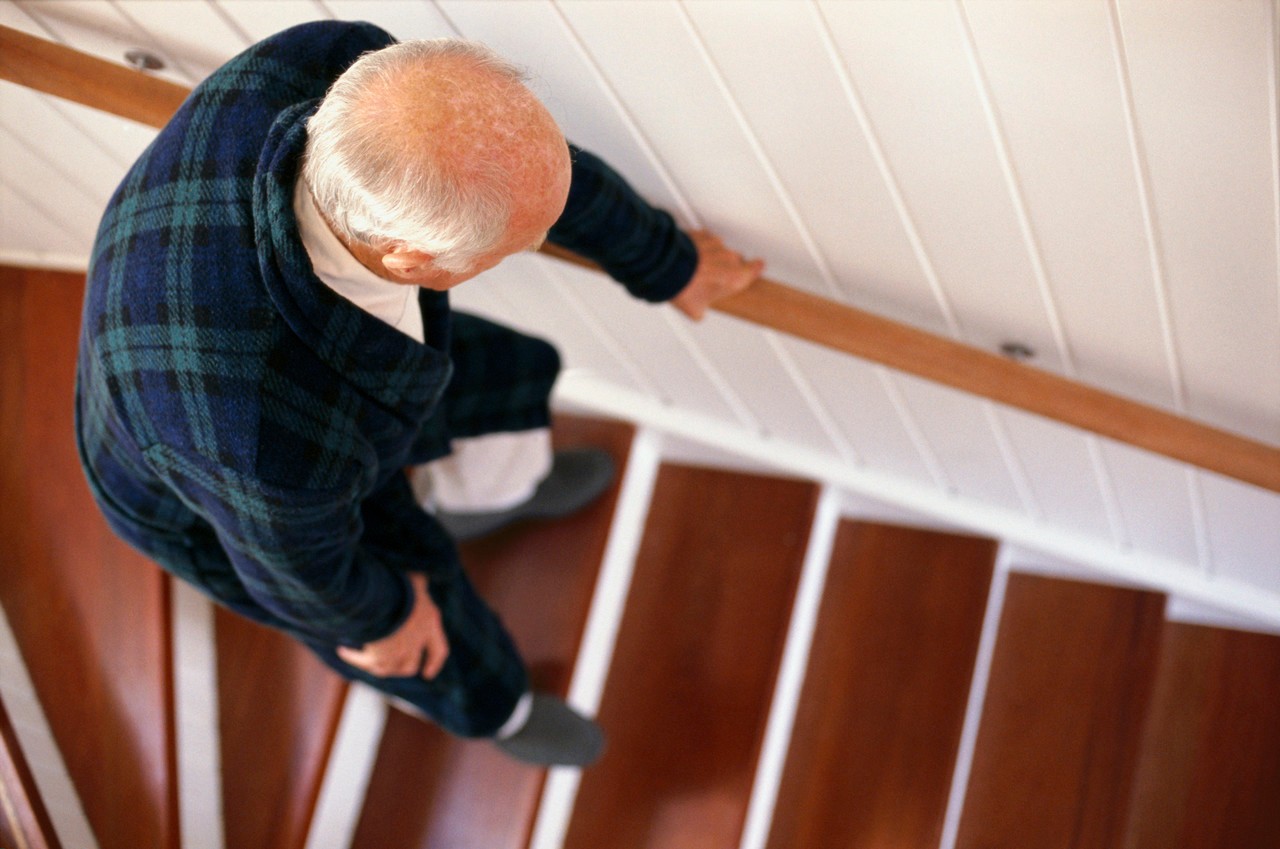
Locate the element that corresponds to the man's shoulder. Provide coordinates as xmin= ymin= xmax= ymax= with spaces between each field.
xmin=198 ymin=20 xmax=394 ymax=103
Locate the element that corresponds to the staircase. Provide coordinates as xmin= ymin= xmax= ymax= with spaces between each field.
xmin=4 ymin=265 xmax=1280 ymax=849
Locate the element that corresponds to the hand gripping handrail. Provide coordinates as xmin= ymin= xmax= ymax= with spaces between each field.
xmin=4 ymin=23 xmax=1278 ymax=493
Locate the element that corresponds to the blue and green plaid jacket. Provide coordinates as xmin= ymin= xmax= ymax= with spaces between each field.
xmin=75 ymin=21 xmax=696 ymax=648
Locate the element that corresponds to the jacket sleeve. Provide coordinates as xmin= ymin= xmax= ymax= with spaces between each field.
xmin=143 ymin=442 xmax=456 ymax=647
xmin=547 ymin=144 xmax=699 ymax=303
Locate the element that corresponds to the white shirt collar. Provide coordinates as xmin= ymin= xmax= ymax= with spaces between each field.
xmin=293 ymin=179 xmax=425 ymax=344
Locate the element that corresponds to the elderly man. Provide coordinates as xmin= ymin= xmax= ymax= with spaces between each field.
xmin=76 ymin=20 xmax=759 ymax=766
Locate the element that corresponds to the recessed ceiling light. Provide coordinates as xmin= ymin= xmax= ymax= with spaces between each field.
xmin=124 ymin=48 xmax=165 ymax=72
xmin=999 ymin=341 xmax=1036 ymax=362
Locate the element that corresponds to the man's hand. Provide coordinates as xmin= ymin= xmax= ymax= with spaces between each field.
xmin=671 ymin=229 xmax=765 ymax=321
xmin=337 ymin=572 xmax=450 ymax=679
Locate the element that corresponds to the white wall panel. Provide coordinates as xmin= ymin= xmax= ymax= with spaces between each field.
xmin=1102 ymin=443 xmax=1201 ymax=566
xmin=782 ymin=341 xmax=942 ymax=487
xmin=0 ymin=179 xmax=81 ymax=258
xmin=1118 ymin=0 xmax=1280 ymax=443
xmin=0 ymin=85 xmax=125 ymax=203
xmin=323 ymin=0 xmax=455 ymax=41
xmin=960 ymin=0 xmax=1178 ymax=409
xmin=1200 ymin=475 xmax=1280 ymax=587
xmin=816 ymin=0 xmax=1067 ymax=370
xmin=894 ymin=377 xmax=1027 ymax=513
xmin=1000 ymin=411 xmax=1116 ymax=541
xmin=0 ymin=0 xmax=42 ymax=35
xmin=50 ymin=98 xmax=158 ymax=168
xmin=683 ymin=0 xmax=951 ymax=331
xmin=684 ymin=317 xmax=842 ymax=451
xmin=556 ymin=0 xmax=824 ymax=290
xmin=545 ymin=262 xmax=749 ymax=424
xmin=212 ymin=0 xmax=328 ymax=43
xmin=0 ymin=123 xmax=102 ymax=254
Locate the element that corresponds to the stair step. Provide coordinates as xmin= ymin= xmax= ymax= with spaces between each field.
xmin=0 ymin=267 xmax=179 ymax=849
xmin=350 ymin=415 xmax=634 ymax=849
xmin=956 ymin=573 xmax=1165 ymax=849
xmin=562 ymin=465 xmax=818 ymax=849
xmin=1123 ymin=622 xmax=1280 ymax=848
xmin=764 ymin=522 xmax=996 ymax=849
xmin=0 ymin=694 xmax=61 ymax=849
xmin=216 ymin=611 xmax=347 ymax=849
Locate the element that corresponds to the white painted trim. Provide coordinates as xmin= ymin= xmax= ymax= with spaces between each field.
xmin=553 ymin=372 xmax=1280 ymax=628
xmin=302 ymin=684 xmax=389 ymax=849
xmin=527 ymin=426 xmax=663 ymax=849
xmin=0 ymin=601 xmax=99 ymax=849
xmin=171 ymin=580 xmax=224 ymax=849
xmin=1166 ymin=596 xmax=1280 ymax=639
xmin=937 ymin=544 xmax=1012 ymax=849
xmin=738 ymin=486 xmax=841 ymax=849
xmin=0 ymin=250 xmax=89 ymax=273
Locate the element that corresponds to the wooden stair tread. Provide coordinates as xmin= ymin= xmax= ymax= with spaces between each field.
xmin=563 ymin=465 xmax=818 ymax=849
xmin=216 ymin=611 xmax=348 ymax=849
xmin=765 ymin=522 xmax=996 ymax=849
xmin=0 ymin=694 xmax=61 ymax=849
xmin=956 ymin=573 xmax=1165 ymax=849
xmin=1123 ymin=622 xmax=1280 ymax=849
xmin=0 ymin=267 xmax=179 ymax=849
xmin=351 ymin=415 xmax=634 ymax=849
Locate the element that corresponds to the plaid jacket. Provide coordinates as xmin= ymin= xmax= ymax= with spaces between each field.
xmin=75 ymin=21 xmax=696 ymax=647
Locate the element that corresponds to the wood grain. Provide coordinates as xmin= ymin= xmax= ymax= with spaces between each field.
xmin=764 ymin=522 xmax=996 ymax=849
xmin=0 ymin=266 xmax=179 ymax=849
xmin=562 ymin=465 xmax=817 ymax=849
xmin=6 ymin=24 xmax=1275 ymax=493
xmin=216 ymin=611 xmax=348 ymax=849
xmin=1123 ymin=623 xmax=1280 ymax=849
xmin=351 ymin=416 xmax=634 ymax=849
xmin=0 ymin=695 xmax=62 ymax=849
xmin=956 ymin=574 xmax=1165 ymax=849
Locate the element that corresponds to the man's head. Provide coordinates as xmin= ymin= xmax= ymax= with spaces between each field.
xmin=303 ymin=39 xmax=571 ymax=289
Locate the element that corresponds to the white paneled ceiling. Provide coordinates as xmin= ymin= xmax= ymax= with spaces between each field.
xmin=1 ymin=1 xmax=1278 ymax=606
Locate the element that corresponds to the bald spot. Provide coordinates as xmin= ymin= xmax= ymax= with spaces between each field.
xmin=356 ymin=55 xmax=570 ymax=238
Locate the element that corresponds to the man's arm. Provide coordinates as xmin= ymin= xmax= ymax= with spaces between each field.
xmin=143 ymin=441 xmax=452 ymax=655
xmin=548 ymin=145 xmax=763 ymax=318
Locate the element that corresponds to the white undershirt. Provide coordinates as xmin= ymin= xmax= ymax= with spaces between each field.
xmin=293 ymin=179 xmax=551 ymax=513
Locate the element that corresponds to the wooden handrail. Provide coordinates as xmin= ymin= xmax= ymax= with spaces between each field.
xmin=0 ymin=25 xmax=188 ymax=128
xmin=5 ymin=23 xmax=1278 ymax=494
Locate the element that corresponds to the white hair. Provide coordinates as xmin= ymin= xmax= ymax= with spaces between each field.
xmin=303 ymin=39 xmax=529 ymax=273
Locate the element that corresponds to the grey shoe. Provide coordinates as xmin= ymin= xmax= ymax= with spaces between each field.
xmin=494 ymin=693 xmax=605 ymax=767
xmin=436 ymin=448 xmax=616 ymax=541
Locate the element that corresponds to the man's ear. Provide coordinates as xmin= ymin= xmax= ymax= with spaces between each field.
xmin=380 ymin=248 xmax=437 ymax=281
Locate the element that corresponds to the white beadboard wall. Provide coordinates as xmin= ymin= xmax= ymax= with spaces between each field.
xmin=1 ymin=0 xmax=1278 ymax=611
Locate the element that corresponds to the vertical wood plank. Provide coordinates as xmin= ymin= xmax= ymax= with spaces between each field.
xmin=0 ymin=265 xmax=179 ymax=849
xmin=1117 ymin=0 xmax=1280 ymax=443
xmin=956 ymin=573 xmax=1165 ymax=849
xmin=1123 ymin=623 xmax=1280 ymax=849
xmin=350 ymin=416 xmax=633 ymax=849
xmin=562 ymin=465 xmax=817 ymax=849
xmin=216 ymin=611 xmax=347 ymax=849
xmin=764 ymin=522 xmax=995 ymax=849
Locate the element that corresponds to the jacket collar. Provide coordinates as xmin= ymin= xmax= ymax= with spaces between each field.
xmin=253 ymin=101 xmax=453 ymax=418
